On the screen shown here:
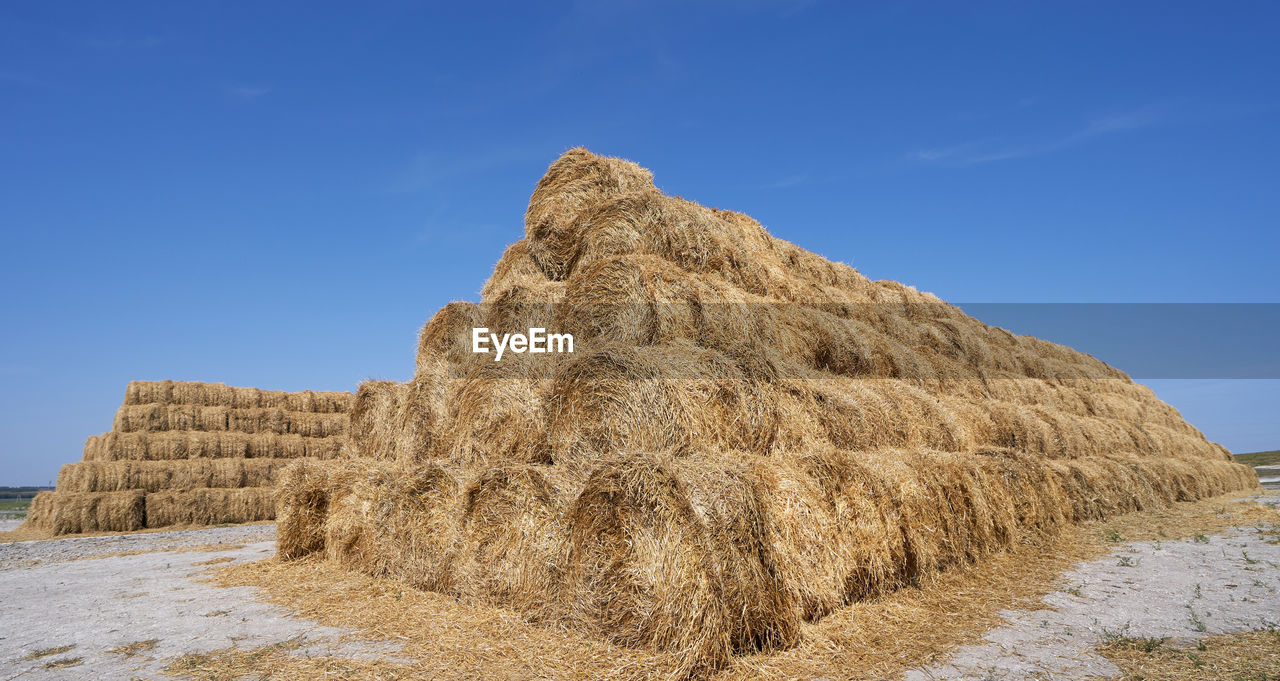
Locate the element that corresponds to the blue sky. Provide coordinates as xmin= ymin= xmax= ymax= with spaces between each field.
xmin=2 ymin=1 xmax=1278 ymax=485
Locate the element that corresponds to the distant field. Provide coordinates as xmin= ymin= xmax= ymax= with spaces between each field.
xmin=0 ymin=487 xmax=49 ymax=520
xmin=0 ymin=483 xmax=51 ymax=499
xmin=1236 ymin=450 xmax=1280 ymax=466
xmin=0 ymin=501 xmax=30 ymax=521
xmin=1235 ymin=450 xmax=1280 ymax=490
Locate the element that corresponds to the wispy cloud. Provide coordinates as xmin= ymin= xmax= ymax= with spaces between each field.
xmin=0 ymin=71 xmax=57 ymax=90
xmin=385 ymin=147 xmax=546 ymax=194
xmin=764 ymin=174 xmax=808 ymax=189
xmin=910 ymin=140 xmax=992 ymax=163
xmin=226 ymin=85 xmax=271 ymax=101
xmin=911 ymin=107 xmax=1161 ymax=166
xmin=86 ymin=35 xmax=170 ymax=49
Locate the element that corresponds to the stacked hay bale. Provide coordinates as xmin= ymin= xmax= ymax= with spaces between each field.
xmin=26 ymin=380 xmax=352 ymax=535
xmin=278 ymin=149 xmax=1259 ymax=677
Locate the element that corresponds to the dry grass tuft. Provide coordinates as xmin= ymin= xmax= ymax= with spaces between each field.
xmin=1099 ymin=628 xmax=1280 ymax=680
xmin=192 ymin=556 xmax=235 ymax=566
xmin=105 ymin=638 xmax=159 ymax=659
xmin=25 ymin=645 xmax=74 ymax=660
xmin=167 ymin=636 xmax=406 ymax=681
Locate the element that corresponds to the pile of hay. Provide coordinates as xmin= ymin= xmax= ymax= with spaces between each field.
xmin=279 ymin=149 xmax=1258 ymax=677
xmin=25 ymin=380 xmax=353 ymax=535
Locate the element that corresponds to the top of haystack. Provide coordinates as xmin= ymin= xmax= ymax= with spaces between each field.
xmin=384 ymin=147 xmax=1228 ymax=472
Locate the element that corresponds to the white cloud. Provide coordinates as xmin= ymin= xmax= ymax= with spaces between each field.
xmin=911 ymin=107 xmax=1161 ymax=166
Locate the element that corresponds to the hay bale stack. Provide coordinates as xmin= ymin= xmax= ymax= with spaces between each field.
xmin=278 ymin=149 xmax=1259 ymax=676
xmin=25 ymin=381 xmax=353 ymax=534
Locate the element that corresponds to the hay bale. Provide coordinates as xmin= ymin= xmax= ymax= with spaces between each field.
xmin=275 ymin=459 xmax=363 ymax=559
xmin=565 ymin=454 xmax=734 ymax=677
xmin=544 ymin=341 xmax=783 ymax=468
xmin=757 ymin=450 xmax=906 ymax=617
xmin=324 ymin=463 xmax=461 ymax=592
xmin=524 ymin=148 xmax=655 ymax=280
xmin=113 ymin=404 xmax=347 ymax=438
xmin=124 ymin=380 xmax=353 ymax=412
xmin=23 ymin=490 xmax=145 ymax=534
xmin=417 ymin=301 xmax=485 ymax=373
xmin=348 ymin=380 xmax=405 ymax=459
xmin=345 ymin=377 xmax=443 ymax=462
xmin=453 ymin=465 xmax=568 ymax=615
xmin=673 ymin=456 xmax=800 ymax=652
xmin=81 ymin=431 xmax=346 ymax=461
xmin=56 ymin=459 xmax=286 ymax=493
xmin=438 ymin=355 xmax=552 ymax=466
xmin=144 ymin=487 xmax=275 ymax=528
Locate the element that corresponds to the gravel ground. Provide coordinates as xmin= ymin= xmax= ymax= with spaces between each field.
xmin=907 ymin=498 xmax=1280 ymax=680
xmin=0 ymin=525 xmax=399 ymax=680
xmin=0 ymin=523 xmax=275 ymax=572
xmin=0 ymin=520 xmax=21 ymax=533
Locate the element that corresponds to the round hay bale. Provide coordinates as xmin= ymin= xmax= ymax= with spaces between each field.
xmin=438 ymin=354 xmax=552 ymax=466
xmin=417 ymin=300 xmax=485 ymax=373
xmin=525 ymin=148 xmax=655 ymax=280
xmin=454 ymin=465 xmax=565 ymax=615
xmin=565 ymin=454 xmax=733 ymax=676
xmin=324 ymin=463 xmax=461 ymax=592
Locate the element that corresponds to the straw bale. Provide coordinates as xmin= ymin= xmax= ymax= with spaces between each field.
xmin=438 ymin=355 xmax=551 ymax=466
xmin=144 ymin=487 xmax=275 ymax=528
xmin=347 ymin=380 xmax=404 ymax=459
xmin=417 ymin=300 xmax=485 ymax=373
xmin=82 ymin=431 xmax=345 ymax=461
xmin=347 ymin=377 xmax=443 ymax=462
xmin=39 ymin=380 xmax=353 ymax=536
xmin=55 ymin=459 xmax=287 ymax=493
xmin=24 ymin=490 xmax=145 ymax=534
xmin=565 ymin=454 xmax=734 ymax=676
xmin=524 ymin=148 xmax=656 ymax=281
xmin=324 ymin=463 xmax=462 ymax=592
xmin=112 ymin=404 xmax=347 ymax=438
xmin=453 ymin=465 xmax=567 ymax=615
xmin=275 ymin=459 xmax=364 ymax=559
xmin=123 ymin=380 xmax=353 ymax=413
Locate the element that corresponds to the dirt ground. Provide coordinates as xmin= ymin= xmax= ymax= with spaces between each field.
xmin=0 ymin=525 xmax=400 ymax=680
xmin=0 ymin=497 xmax=1277 ymax=681
xmin=907 ymin=509 xmax=1280 ymax=679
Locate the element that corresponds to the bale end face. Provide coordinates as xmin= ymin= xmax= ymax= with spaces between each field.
xmin=566 ymin=456 xmax=734 ymax=676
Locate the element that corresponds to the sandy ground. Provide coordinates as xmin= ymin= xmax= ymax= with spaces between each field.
xmin=0 ymin=501 xmax=1277 ymax=681
xmin=908 ymin=496 xmax=1280 ymax=680
xmin=0 ymin=525 xmax=400 ymax=681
